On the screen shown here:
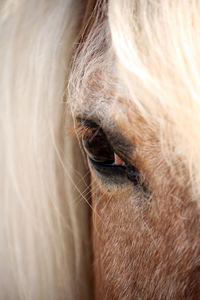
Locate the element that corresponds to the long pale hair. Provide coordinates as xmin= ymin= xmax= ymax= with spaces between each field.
xmin=0 ymin=1 xmax=92 ymax=299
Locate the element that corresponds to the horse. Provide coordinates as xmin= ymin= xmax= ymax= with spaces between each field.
xmin=1 ymin=0 xmax=200 ymax=299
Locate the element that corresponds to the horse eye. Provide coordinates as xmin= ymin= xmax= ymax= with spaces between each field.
xmin=82 ymin=127 xmax=115 ymax=164
xmin=81 ymin=121 xmax=142 ymax=187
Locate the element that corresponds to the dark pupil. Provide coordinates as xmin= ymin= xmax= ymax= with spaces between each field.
xmin=83 ymin=128 xmax=114 ymax=164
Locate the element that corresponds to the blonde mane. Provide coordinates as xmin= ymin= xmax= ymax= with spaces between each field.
xmin=0 ymin=1 xmax=91 ymax=299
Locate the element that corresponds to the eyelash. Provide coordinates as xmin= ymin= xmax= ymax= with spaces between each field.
xmin=77 ymin=119 xmax=141 ymax=186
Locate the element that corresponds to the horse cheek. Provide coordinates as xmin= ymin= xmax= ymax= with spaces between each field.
xmin=91 ymin=177 xmax=147 ymax=299
xmin=91 ymin=173 xmax=200 ymax=299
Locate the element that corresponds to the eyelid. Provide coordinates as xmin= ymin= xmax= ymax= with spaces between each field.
xmin=76 ymin=118 xmax=99 ymax=130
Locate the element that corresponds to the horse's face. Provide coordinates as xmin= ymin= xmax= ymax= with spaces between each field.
xmin=76 ymin=97 xmax=200 ymax=299
xmin=70 ymin=0 xmax=200 ymax=298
